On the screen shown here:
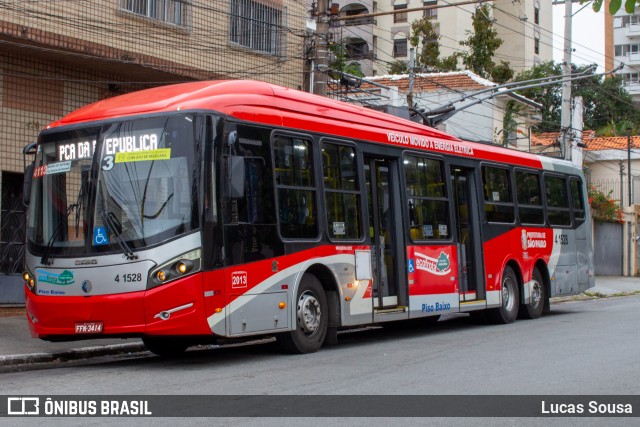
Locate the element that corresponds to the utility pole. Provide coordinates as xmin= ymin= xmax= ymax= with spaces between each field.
xmin=628 ymin=128 xmax=633 ymax=206
xmin=621 ymin=160 xmax=625 ymax=207
xmin=408 ymin=47 xmax=415 ymax=108
xmin=313 ymin=1 xmax=330 ymax=96
xmin=561 ymin=0 xmax=572 ymax=160
xmin=571 ymin=96 xmax=583 ymax=167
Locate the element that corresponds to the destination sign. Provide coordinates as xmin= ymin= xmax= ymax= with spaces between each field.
xmin=104 ymin=133 xmax=159 ymax=155
xmin=56 ymin=132 xmax=161 ymax=162
xmin=57 ymin=140 xmax=96 ymax=162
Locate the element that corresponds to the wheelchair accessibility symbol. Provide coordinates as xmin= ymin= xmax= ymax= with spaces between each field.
xmin=408 ymin=259 xmax=415 ymax=273
xmin=93 ymin=226 xmax=109 ymax=246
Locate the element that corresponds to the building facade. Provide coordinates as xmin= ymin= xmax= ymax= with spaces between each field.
xmin=327 ymin=0 xmax=552 ymax=76
xmin=0 ymin=0 xmax=307 ymax=303
xmin=610 ymin=3 xmax=640 ymax=103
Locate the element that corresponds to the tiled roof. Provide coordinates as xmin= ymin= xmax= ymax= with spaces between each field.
xmin=532 ymin=131 xmax=640 ymax=151
xmin=361 ymin=70 xmax=492 ymax=92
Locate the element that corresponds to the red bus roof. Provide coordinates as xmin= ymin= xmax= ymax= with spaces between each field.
xmin=48 ymin=80 xmax=545 ymax=169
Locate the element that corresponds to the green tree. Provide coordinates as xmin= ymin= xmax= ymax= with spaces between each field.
xmin=329 ymin=43 xmax=364 ymax=79
xmin=513 ymin=61 xmax=563 ymax=131
xmin=408 ymin=18 xmax=459 ymax=72
xmin=439 ymin=53 xmax=460 ymax=72
xmin=459 ymin=4 xmax=511 ymax=80
xmin=514 ymin=61 xmax=640 ymax=133
xmin=387 ymin=60 xmax=408 ymax=75
xmin=490 ymin=61 xmax=514 ymax=84
xmin=410 ymin=18 xmax=441 ymax=70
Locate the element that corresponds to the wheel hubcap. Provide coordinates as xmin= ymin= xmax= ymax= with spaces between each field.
xmin=502 ymin=277 xmax=515 ymax=311
xmin=531 ymin=281 xmax=542 ymax=306
xmin=297 ymin=291 xmax=321 ymax=335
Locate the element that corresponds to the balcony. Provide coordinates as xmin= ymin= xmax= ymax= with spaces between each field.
xmin=626 ymin=81 xmax=640 ymax=96
xmin=628 ymin=52 xmax=640 ymax=63
xmin=626 ymin=23 xmax=640 ymax=38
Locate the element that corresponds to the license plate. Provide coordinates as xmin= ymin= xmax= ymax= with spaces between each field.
xmin=74 ymin=321 xmax=103 ymax=334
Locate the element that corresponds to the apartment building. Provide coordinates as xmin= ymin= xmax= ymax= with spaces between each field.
xmin=611 ymin=4 xmax=640 ymax=103
xmin=0 ymin=0 xmax=307 ymax=303
xmin=328 ymin=0 xmax=552 ymax=76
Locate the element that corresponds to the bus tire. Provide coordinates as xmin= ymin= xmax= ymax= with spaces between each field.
xmin=277 ymin=274 xmax=328 ymax=354
xmin=520 ymin=267 xmax=545 ymax=320
xmin=488 ymin=266 xmax=519 ymax=324
xmin=143 ymin=336 xmax=190 ymax=357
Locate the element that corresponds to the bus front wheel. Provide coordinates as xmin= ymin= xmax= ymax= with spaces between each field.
xmin=488 ymin=266 xmax=519 ymax=324
xmin=277 ymin=274 xmax=328 ymax=354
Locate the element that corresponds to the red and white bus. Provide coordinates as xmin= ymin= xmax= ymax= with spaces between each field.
xmin=22 ymin=80 xmax=594 ymax=355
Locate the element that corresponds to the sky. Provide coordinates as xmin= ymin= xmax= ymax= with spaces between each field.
xmin=553 ymin=3 xmax=606 ymax=70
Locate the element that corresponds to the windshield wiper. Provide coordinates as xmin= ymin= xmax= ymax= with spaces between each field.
xmin=99 ymin=208 xmax=138 ymax=261
xmin=40 ymin=204 xmax=78 ymax=266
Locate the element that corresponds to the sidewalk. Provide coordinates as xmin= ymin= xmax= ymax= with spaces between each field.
xmin=1 ymin=276 xmax=639 ymax=368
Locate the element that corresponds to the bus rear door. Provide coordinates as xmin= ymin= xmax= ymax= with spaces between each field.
xmin=364 ymin=155 xmax=408 ymax=321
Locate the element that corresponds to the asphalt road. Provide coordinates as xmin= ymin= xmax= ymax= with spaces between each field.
xmin=2 ymin=295 xmax=639 ymax=425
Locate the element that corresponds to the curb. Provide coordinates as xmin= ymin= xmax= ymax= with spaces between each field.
xmin=0 ymin=342 xmax=148 ymax=368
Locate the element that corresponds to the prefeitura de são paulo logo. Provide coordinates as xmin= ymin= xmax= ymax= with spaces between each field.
xmin=413 ymin=251 xmax=451 ymax=276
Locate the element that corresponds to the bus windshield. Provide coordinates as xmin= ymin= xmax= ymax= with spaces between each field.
xmin=27 ymin=114 xmax=200 ymax=258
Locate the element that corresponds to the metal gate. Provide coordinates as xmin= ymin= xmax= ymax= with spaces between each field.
xmin=0 ymin=172 xmax=26 ymax=304
xmin=593 ymin=222 xmax=623 ymax=276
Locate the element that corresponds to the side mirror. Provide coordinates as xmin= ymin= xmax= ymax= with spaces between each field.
xmin=227 ymin=156 xmax=245 ymax=199
xmin=23 ymin=164 xmax=34 ymax=207
xmin=22 ymin=142 xmax=37 ymax=207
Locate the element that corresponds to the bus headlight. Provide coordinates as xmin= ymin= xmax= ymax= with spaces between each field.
xmin=23 ymin=271 xmax=37 ymax=293
xmin=156 ymin=269 xmax=170 ymax=282
xmin=176 ymin=260 xmax=193 ymax=275
xmin=148 ymin=249 xmax=201 ymax=289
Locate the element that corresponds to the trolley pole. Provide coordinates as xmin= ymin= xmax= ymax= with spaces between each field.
xmin=313 ymin=1 xmax=330 ymax=96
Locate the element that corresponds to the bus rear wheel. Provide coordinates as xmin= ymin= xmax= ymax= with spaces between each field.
xmin=488 ymin=266 xmax=519 ymax=324
xmin=277 ymin=274 xmax=328 ymax=354
xmin=520 ymin=267 xmax=545 ymax=320
xmin=143 ymin=336 xmax=190 ymax=357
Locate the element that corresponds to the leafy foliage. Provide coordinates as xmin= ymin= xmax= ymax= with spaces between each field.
xmin=407 ymin=18 xmax=461 ymax=72
xmin=459 ymin=4 xmax=509 ymax=79
xmin=490 ymin=61 xmax=514 ymax=84
xmin=329 ymin=43 xmax=364 ymax=79
xmin=588 ymin=186 xmax=623 ymax=223
xmin=514 ymin=61 xmax=640 ymax=133
xmin=410 ymin=18 xmax=441 ymax=70
xmin=513 ymin=61 xmax=563 ymax=131
xmin=501 ymin=100 xmax=522 ymax=146
xmin=587 ymin=0 xmax=638 ymax=14
xmin=387 ymin=60 xmax=408 ymax=75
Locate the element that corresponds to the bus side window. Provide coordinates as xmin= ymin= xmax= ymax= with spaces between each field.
xmin=544 ymin=175 xmax=571 ymax=226
xmin=273 ymin=135 xmax=318 ymax=239
xmin=515 ymin=171 xmax=544 ymax=225
xmin=482 ymin=166 xmax=515 ymax=223
xmin=570 ymin=178 xmax=585 ymax=222
xmin=404 ymin=155 xmax=449 ymax=241
xmin=321 ymin=142 xmax=362 ymax=241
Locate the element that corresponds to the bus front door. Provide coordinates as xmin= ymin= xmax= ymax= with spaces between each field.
xmin=365 ymin=156 xmax=406 ymax=315
xmin=450 ymin=166 xmax=485 ymax=304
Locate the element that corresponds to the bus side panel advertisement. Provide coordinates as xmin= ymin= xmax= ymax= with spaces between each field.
xmin=407 ymin=245 xmax=458 ymax=296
